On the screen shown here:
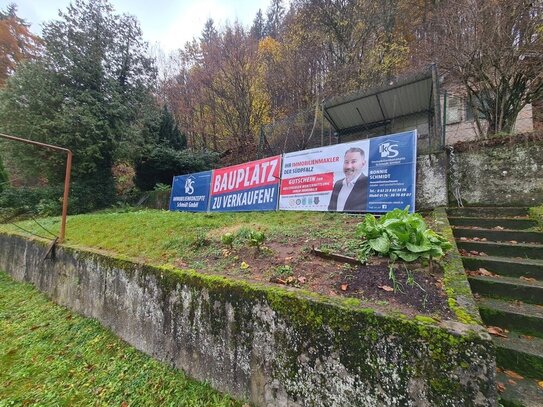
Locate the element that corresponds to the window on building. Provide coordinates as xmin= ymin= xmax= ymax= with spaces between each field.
xmin=446 ymin=95 xmax=462 ymax=124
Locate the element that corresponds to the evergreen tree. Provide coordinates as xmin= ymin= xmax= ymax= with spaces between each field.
xmin=158 ymin=105 xmax=186 ymax=150
xmin=265 ymin=0 xmax=285 ymax=38
xmin=250 ymin=9 xmax=265 ymax=40
xmin=0 ymin=0 xmax=156 ymax=211
xmin=0 ymin=155 xmax=8 ymax=193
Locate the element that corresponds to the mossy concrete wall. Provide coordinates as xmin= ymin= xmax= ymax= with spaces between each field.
xmin=448 ymin=134 xmax=543 ymax=206
xmin=0 ymin=233 xmax=497 ymax=406
xmin=417 ymin=152 xmax=448 ymax=210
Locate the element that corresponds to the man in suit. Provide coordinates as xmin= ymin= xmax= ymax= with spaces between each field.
xmin=328 ymin=147 xmax=368 ymax=212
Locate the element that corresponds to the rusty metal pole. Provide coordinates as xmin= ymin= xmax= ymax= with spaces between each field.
xmin=0 ymin=133 xmax=73 ymax=243
xmin=59 ymin=150 xmax=72 ymax=243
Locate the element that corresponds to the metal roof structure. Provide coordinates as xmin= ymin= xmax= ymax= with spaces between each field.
xmin=323 ymin=67 xmax=437 ymax=138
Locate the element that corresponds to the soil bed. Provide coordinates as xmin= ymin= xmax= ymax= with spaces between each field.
xmin=194 ymin=235 xmax=452 ymax=319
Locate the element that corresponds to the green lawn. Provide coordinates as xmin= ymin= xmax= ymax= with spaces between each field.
xmin=0 ymin=209 xmax=358 ymax=269
xmin=0 ymin=271 xmax=243 ymax=407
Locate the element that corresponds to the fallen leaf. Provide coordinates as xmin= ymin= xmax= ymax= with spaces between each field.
xmin=520 ymin=276 xmax=536 ymax=283
xmin=286 ymin=276 xmax=295 ymax=284
xmin=378 ymin=285 xmax=394 ymax=292
xmin=240 ymin=261 xmax=250 ymax=270
xmin=175 ymin=259 xmax=188 ymax=267
xmin=472 ymin=237 xmax=480 ymax=241
xmin=297 ymin=276 xmax=307 ymax=284
xmin=477 ymin=267 xmax=495 ymax=276
xmin=329 ymin=290 xmax=338 ymax=296
xmin=470 ymin=250 xmax=479 ymax=255
xmin=508 ymin=379 xmax=516 ymax=385
xmin=538 ymin=381 xmax=543 ymax=389
xmin=284 ymin=256 xmax=293 ymax=261
xmin=121 ymin=401 xmax=129 ymax=407
xmin=340 ymin=284 xmax=349 ymax=291
xmin=496 ymin=382 xmax=506 ymax=393
xmin=460 ymin=237 xmax=468 ymax=241
xmin=481 ymin=237 xmax=487 ymax=241
xmin=479 ymin=252 xmax=487 ymax=256
xmin=503 ymin=370 xmax=524 ymax=380
xmin=486 ymin=326 xmax=508 ymax=338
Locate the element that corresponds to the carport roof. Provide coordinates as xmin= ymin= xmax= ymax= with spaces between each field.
xmin=323 ymin=69 xmax=434 ymax=137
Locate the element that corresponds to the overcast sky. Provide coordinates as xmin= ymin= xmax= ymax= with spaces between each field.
xmin=10 ymin=0 xmax=272 ymax=52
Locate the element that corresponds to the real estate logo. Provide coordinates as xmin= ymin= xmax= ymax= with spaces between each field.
xmin=184 ymin=177 xmax=195 ymax=195
xmin=378 ymin=140 xmax=399 ymax=158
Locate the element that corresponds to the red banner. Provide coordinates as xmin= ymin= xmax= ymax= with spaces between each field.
xmin=280 ymin=173 xmax=334 ymax=196
xmin=211 ymin=156 xmax=281 ymax=196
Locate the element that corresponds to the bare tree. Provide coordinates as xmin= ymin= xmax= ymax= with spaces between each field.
xmin=423 ymin=0 xmax=543 ymax=136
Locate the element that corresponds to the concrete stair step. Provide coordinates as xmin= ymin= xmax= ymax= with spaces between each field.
xmin=468 ymin=275 xmax=543 ymax=305
xmin=477 ymin=297 xmax=543 ymax=339
xmin=453 ymin=226 xmax=543 ymax=244
xmin=494 ymin=332 xmax=543 ymax=379
xmin=462 ymin=256 xmax=543 ymax=280
xmin=457 ymin=240 xmax=543 ymax=260
xmin=446 ymin=207 xmax=530 ymax=218
xmin=496 ymin=371 xmax=543 ymax=407
xmin=448 ymin=216 xmax=538 ymax=230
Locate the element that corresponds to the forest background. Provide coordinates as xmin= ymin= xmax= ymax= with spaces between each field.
xmin=0 ymin=0 xmax=541 ymax=214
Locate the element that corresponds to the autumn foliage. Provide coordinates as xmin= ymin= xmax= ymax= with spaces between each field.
xmin=0 ymin=5 xmax=41 ymax=87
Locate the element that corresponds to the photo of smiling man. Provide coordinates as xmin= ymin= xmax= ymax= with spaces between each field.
xmin=327 ymin=146 xmax=369 ymax=212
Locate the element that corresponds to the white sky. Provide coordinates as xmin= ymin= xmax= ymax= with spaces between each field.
xmin=8 ymin=0 xmax=272 ymax=52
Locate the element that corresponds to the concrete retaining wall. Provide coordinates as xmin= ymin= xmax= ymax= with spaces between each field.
xmin=448 ymin=134 xmax=543 ymax=207
xmin=0 ymin=233 xmax=496 ymax=406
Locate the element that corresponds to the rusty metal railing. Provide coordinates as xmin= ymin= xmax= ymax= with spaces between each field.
xmin=0 ymin=133 xmax=72 ymax=243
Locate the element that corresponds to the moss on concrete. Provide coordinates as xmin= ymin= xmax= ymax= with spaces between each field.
xmin=0 ymin=224 xmax=497 ymax=406
xmin=431 ymin=208 xmax=482 ymax=325
xmin=529 ymin=205 xmax=543 ymax=231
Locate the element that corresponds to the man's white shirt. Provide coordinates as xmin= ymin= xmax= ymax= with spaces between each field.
xmin=336 ymin=172 xmax=363 ymax=211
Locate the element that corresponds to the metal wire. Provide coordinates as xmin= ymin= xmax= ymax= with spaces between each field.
xmin=30 ymin=215 xmax=58 ymax=239
xmin=8 ymin=221 xmax=55 ymax=241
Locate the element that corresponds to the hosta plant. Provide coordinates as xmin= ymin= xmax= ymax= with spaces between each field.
xmin=356 ymin=207 xmax=452 ymax=264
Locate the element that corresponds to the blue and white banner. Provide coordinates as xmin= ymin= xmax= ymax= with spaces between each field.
xmin=367 ymin=130 xmax=417 ymax=213
xmin=169 ymin=171 xmax=212 ymax=212
xmin=279 ymin=130 xmax=417 ymax=213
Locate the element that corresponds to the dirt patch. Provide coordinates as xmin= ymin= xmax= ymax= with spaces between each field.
xmin=338 ymin=262 xmax=453 ymax=318
xmin=194 ymin=235 xmax=453 ymax=319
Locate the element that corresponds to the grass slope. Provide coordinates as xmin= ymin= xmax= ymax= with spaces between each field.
xmin=0 ymin=210 xmax=357 ymax=268
xmin=0 ymin=271 xmax=242 ymax=407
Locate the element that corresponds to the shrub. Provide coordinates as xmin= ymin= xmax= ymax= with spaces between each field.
xmin=134 ymin=146 xmax=220 ymax=191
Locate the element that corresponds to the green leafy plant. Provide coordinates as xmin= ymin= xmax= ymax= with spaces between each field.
xmin=247 ymin=230 xmax=266 ymax=251
xmin=153 ymin=183 xmax=172 ymax=192
xmin=356 ymin=207 xmax=452 ymax=263
xmin=220 ymin=232 xmax=235 ymax=249
xmin=275 ymin=264 xmax=293 ymax=276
